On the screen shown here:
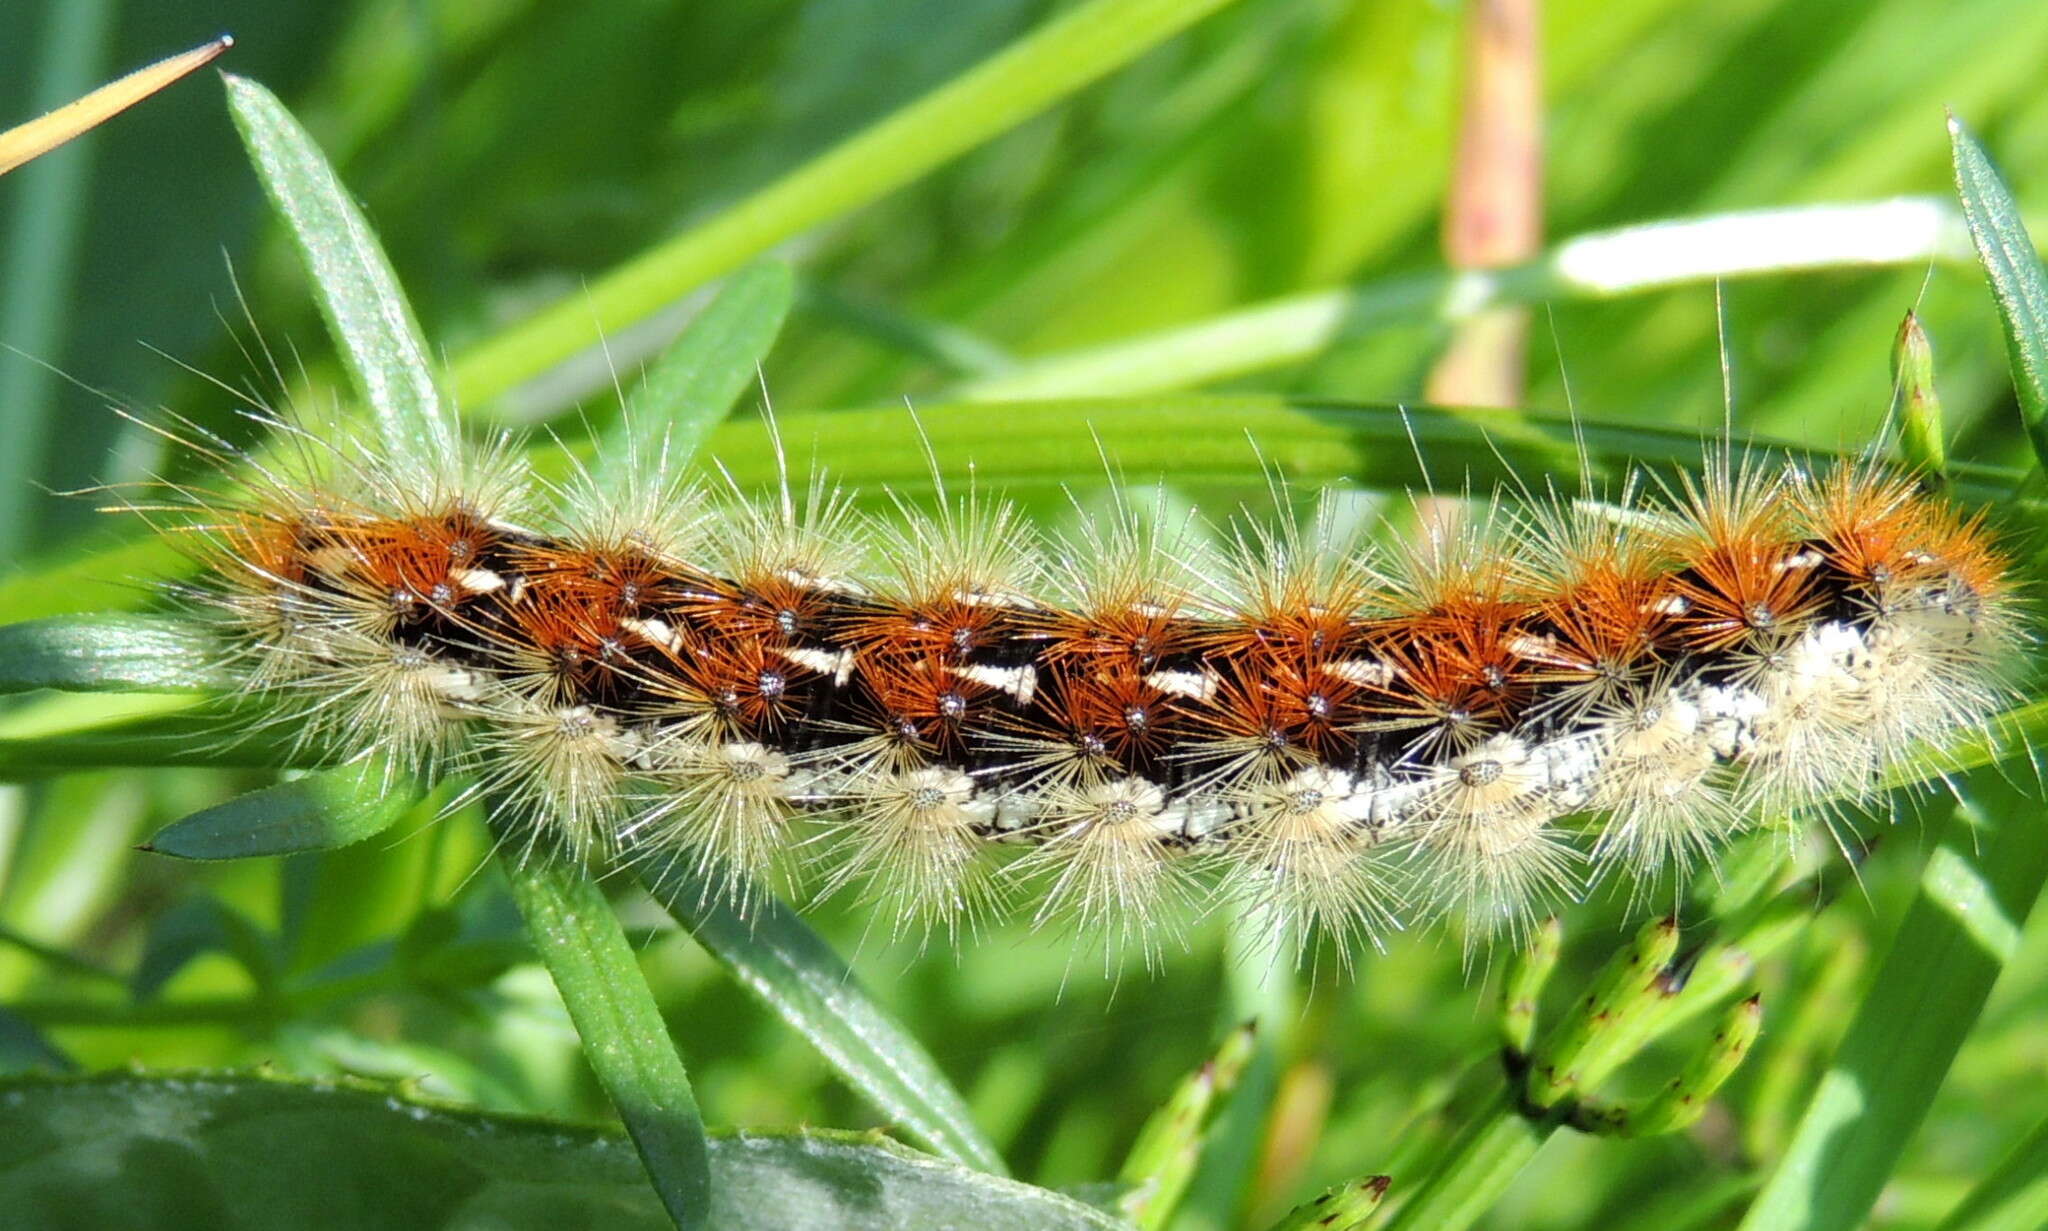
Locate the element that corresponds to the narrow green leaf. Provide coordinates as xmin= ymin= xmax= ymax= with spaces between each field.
xmin=0 ymin=0 xmax=112 ymax=561
xmin=0 ymin=615 xmax=223 ymax=694
xmin=221 ymin=73 xmax=455 ymax=471
xmin=0 ymin=711 xmax=312 ymax=778
xmin=1377 ymin=1088 xmax=1548 ymax=1231
xmin=951 ymin=198 xmax=1977 ymax=402
xmin=0 ymin=1008 xmax=72 ymax=1075
xmin=1949 ymin=114 xmax=2048 ymax=472
xmin=501 ymin=856 xmax=710 ymax=1230
xmin=1935 ymin=1114 xmax=2048 ymax=1231
xmin=130 ymin=895 xmax=276 ymax=1002
xmin=663 ymin=398 xmax=2026 ymax=512
xmin=635 ymin=855 xmax=1006 ymax=1176
xmin=1738 ymin=773 xmax=2048 ymax=1231
xmin=142 ymin=762 xmax=420 ymax=860
xmin=598 ymin=260 xmax=794 ymax=472
xmin=0 ymin=1071 xmax=1124 ymax=1229
xmin=0 ymin=534 xmax=188 ymax=623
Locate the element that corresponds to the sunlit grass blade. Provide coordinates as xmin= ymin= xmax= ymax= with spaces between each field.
xmin=1950 ymin=114 xmax=2048 ymax=472
xmin=0 ymin=710 xmax=304 ymax=778
xmin=0 ymin=0 xmax=113 ymax=564
xmin=222 ymin=73 xmax=455 ymax=471
xmin=671 ymin=397 xmax=2031 ymax=511
xmin=0 ymin=536 xmax=185 ymax=623
xmin=1736 ymin=773 xmax=2048 ymax=1231
xmin=502 ymin=855 xmax=710 ymax=1231
xmin=634 ymin=854 xmax=1005 ymax=1175
xmin=1934 ymin=1112 xmax=2048 ymax=1231
xmin=447 ymin=0 xmax=1249 ymax=408
xmin=953 ymin=198 xmax=1976 ymax=401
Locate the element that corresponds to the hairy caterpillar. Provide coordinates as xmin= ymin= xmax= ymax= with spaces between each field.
xmin=152 ymin=400 xmax=2018 ymax=957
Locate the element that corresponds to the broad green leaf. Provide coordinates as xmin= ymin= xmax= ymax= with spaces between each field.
xmin=0 ymin=615 xmax=223 ymax=694
xmin=0 ymin=1071 xmax=1125 ymax=1230
xmin=636 ymin=856 xmax=1006 ymax=1176
xmin=501 ymin=857 xmax=710 ymax=1231
xmin=222 ymin=73 xmax=455 ymax=472
xmin=1737 ymin=773 xmax=2048 ymax=1231
xmin=143 ymin=762 xmax=419 ymax=860
xmin=597 ymin=259 xmax=795 ymax=472
xmin=1950 ymin=115 xmax=2048 ymax=472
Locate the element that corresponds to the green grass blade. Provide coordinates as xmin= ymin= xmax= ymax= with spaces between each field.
xmin=502 ymin=856 xmax=710 ymax=1231
xmin=0 ymin=615 xmax=223 ymax=694
xmin=447 ymin=0 xmax=1248 ymax=408
xmin=597 ymin=260 xmax=794 ymax=469
xmin=130 ymin=894 xmax=277 ymax=1002
xmin=0 ymin=0 xmax=112 ymax=562
xmin=142 ymin=762 xmax=420 ymax=860
xmin=634 ymin=855 xmax=1006 ymax=1176
xmin=13 ymin=399 xmax=2034 ymax=624
xmin=953 ymin=198 xmax=1975 ymax=401
xmin=0 ymin=710 xmax=305 ymax=778
xmin=1950 ymin=115 xmax=2048 ymax=471
xmin=1737 ymin=773 xmax=2048 ymax=1231
xmin=222 ymin=73 xmax=455 ymax=471
xmin=674 ymin=398 xmax=2030 ymax=510
xmin=0 ymin=1006 xmax=73 ymax=1075
xmin=1935 ymin=1113 xmax=2048 ymax=1231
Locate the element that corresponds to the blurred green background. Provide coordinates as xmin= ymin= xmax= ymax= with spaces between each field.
xmin=5 ymin=1 xmax=2048 ymax=1228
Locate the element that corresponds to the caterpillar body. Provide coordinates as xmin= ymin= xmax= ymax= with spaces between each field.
xmin=171 ymin=411 xmax=2019 ymax=955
